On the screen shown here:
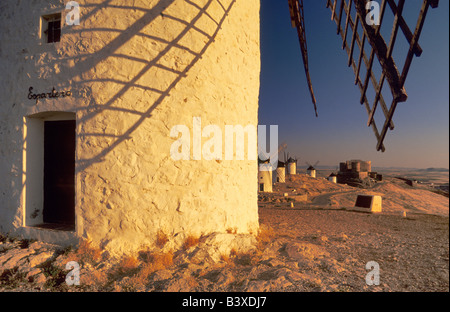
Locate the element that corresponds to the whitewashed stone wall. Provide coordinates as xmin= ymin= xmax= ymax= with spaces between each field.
xmin=0 ymin=0 xmax=261 ymax=255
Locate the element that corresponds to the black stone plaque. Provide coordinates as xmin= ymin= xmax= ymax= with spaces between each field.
xmin=355 ymin=195 xmax=373 ymax=209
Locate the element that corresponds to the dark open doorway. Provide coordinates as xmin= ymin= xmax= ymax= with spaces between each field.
xmin=43 ymin=120 xmax=76 ymax=228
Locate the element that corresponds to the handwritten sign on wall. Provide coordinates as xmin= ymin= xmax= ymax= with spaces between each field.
xmin=28 ymin=87 xmax=72 ymax=100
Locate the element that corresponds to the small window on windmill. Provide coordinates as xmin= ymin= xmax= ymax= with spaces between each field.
xmin=41 ymin=13 xmax=61 ymax=43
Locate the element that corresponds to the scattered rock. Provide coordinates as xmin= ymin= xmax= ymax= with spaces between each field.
xmin=285 ymin=261 xmax=299 ymax=270
xmin=29 ymin=272 xmax=47 ymax=285
xmin=183 ymin=263 xmax=203 ymax=275
xmin=246 ymin=280 xmax=271 ymax=292
xmin=319 ymin=259 xmax=345 ymax=274
xmin=194 ymin=233 xmax=256 ymax=263
xmin=334 ymin=234 xmax=349 ymax=242
xmin=262 ymin=258 xmax=284 ymax=267
xmin=271 ymin=275 xmax=293 ymax=289
xmin=165 ymin=276 xmax=196 ymax=292
xmin=1 ymin=248 xmax=35 ymax=270
xmin=316 ymin=235 xmax=328 ymax=244
xmin=52 ymin=254 xmax=68 ymax=269
xmin=0 ymin=244 xmax=10 ymax=253
xmin=25 ymin=268 xmax=41 ymax=279
xmin=284 ymin=270 xmax=306 ymax=283
xmin=273 ymin=267 xmax=291 ymax=279
xmin=285 ymin=242 xmax=329 ymax=262
xmin=28 ymin=251 xmax=54 ymax=268
xmin=152 ymin=269 xmax=173 ymax=282
xmin=215 ymin=269 xmax=235 ymax=288
xmin=117 ymin=276 xmax=146 ymax=292
xmin=28 ymin=241 xmax=48 ymax=252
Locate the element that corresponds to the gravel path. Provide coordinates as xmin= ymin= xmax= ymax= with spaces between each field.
xmin=259 ymin=207 xmax=449 ymax=291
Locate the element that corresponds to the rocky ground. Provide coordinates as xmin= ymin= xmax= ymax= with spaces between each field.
xmin=0 ymin=175 xmax=448 ymax=292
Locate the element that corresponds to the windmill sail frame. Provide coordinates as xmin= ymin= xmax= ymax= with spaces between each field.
xmin=289 ymin=0 xmax=318 ymax=117
xmin=325 ymin=0 xmax=439 ymax=152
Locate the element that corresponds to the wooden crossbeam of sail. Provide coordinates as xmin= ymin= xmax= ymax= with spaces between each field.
xmin=289 ymin=0 xmax=318 ymax=117
xmin=326 ymin=0 xmax=438 ymax=151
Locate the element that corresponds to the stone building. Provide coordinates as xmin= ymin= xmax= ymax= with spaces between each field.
xmin=337 ymin=159 xmax=381 ymax=185
xmin=339 ymin=160 xmax=371 ymax=178
xmin=0 ymin=0 xmax=261 ymax=255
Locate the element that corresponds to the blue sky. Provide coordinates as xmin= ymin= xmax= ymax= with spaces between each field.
xmin=259 ymin=0 xmax=449 ymax=168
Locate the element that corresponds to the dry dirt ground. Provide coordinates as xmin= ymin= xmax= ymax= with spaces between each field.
xmin=0 ymin=175 xmax=448 ymax=292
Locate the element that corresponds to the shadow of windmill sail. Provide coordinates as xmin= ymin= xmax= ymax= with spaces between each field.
xmin=49 ymin=0 xmax=237 ymax=172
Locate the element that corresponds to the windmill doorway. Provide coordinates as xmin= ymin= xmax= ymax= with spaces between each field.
xmin=43 ymin=120 xmax=76 ymax=227
xmin=24 ymin=112 xmax=76 ymax=231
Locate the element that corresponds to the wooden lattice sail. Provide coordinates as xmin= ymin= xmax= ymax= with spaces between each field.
xmin=291 ymin=0 xmax=439 ymax=151
xmin=289 ymin=0 xmax=318 ymax=117
xmin=327 ymin=0 xmax=439 ymax=151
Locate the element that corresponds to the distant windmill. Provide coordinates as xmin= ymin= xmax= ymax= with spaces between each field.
xmin=285 ymin=152 xmax=299 ymax=175
xmin=273 ymin=143 xmax=289 ymax=183
xmin=258 ymin=143 xmax=288 ymax=192
xmin=306 ymin=160 xmax=319 ymax=178
xmin=328 ymin=172 xmax=338 ymax=183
